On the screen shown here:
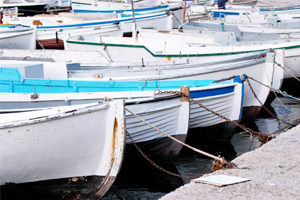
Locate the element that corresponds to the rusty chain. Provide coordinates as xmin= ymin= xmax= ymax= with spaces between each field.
xmin=212 ymin=75 xmax=239 ymax=83
xmin=126 ymin=89 xmax=262 ymax=178
xmin=247 ymin=75 xmax=300 ymax=101
xmin=126 ymin=130 xmax=205 ymax=179
xmin=156 ymin=89 xmax=274 ymax=146
xmin=245 ymin=77 xmax=294 ymax=127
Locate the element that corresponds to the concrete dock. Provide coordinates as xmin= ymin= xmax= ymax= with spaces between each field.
xmin=160 ymin=124 xmax=300 ymax=200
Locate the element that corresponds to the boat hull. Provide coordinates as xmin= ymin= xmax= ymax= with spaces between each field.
xmin=1 ymin=4 xmax=48 ymax=16
xmin=0 ymin=101 xmax=126 ymax=199
xmin=1 ymin=175 xmax=114 ymax=200
xmin=125 ymin=96 xmax=190 ymax=163
xmin=0 ymin=31 xmax=35 ymax=50
xmin=187 ymin=120 xmax=240 ymax=142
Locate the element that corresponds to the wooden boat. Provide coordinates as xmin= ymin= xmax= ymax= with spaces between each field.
xmin=181 ymin=21 xmax=300 ymax=82
xmin=71 ymin=4 xmax=170 ymax=14
xmin=2 ymin=15 xmax=124 ymax=49
xmin=0 ymin=100 xmax=126 ymax=199
xmin=259 ymin=5 xmax=300 ymax=14
xmin=0 ymin=24 xmax=36 ymax=50
xmin=0 ymin=68 xmax=244 ymax=143
xmin=0 ymin=0 xmax=48 ymax=16
xmin=64 ymin=29 xmax=293 ymax=63
xmin=0 ymin=49 xmax=111 ymax=67
xmin=3 ymin=11 xmax=172 ymax=49
xmin=71 ymin=0 xmax=194 ymax=28
xmin=65 ymin=49 xmax=283 ymax=121
xmin=0 ymin=48 xmax=283 ymax=120
xmin=0 ymin=67 xmax=193 ymax=162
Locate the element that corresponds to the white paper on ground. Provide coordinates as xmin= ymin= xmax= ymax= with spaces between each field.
xmin=191 ymin=175 xmax=250 ymax=186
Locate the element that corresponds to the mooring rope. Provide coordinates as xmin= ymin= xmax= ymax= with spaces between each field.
xmin=247 ymin=76 xmax=300 ymax=101
xmin=245 ymin=78 xmax=294 ymax=126
xmin=275 ymin=61 xmax=300 ymax=82
xmin=125 ymin=107 xmax=223 ymax=162
xmin=126 ymin=130 xmax=205 ymax=178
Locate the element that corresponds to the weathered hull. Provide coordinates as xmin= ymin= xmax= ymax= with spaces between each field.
xmin=1 ymin=175 xmax=113 ymax=200
xmin=0 ymin=101 xmax=126 ymax=199
xmin=242 ymin=105 xmax=261 ymax=120
xmin=125 ymin=95 xmax=190 ymax=163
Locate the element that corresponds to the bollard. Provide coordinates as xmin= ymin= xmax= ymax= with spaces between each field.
xmin=180 ymin=86 xmax=190 ymax=102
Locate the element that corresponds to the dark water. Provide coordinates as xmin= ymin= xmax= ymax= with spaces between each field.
xmin=103 ymin=94 xmax=300 ymax=200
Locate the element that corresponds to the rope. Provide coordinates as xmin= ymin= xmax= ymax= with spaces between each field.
xmin=274 ymin=91 xmax=290 ymax=110
xmin=247 ymin=76 xmax=300 ymax=101
xmin=172 ymin=12 xmax=182 ymax=26
xmin=126 ymin=130 xmax=204 ymax=178
xmin=275 ymin=61 xmax=300 ymax=82
xmin=212 ymin=75 xmax=239 ymax=83
xmin=125 ymin=107 xmax=224 ymax=162
xmin=37 ymin=40 xmax=45 ymax=50
xmin=246 ymin=78 xmax=294 ymax=126
xmin=154 ymin=89 xmax=275 ymax=146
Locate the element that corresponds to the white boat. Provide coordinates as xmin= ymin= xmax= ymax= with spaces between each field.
xmin=0 ymin=24 xmax=36 ymax=50
xmin=181 ymin=21 xmax=300 ymax=81
xmin=0 ymin=0 xmax=48 ymax=16
xmin=0 ymin=100 xmax=126 ymax=199
xmin=0 ymin=49 xmax=111 ymax=67
xmin=0 ymin=48 xmax=276 ymax=122
xmin=2 ymin=11 xmax=172 ymax=49
xmin=64 ymin=29 xmax=294 ymax=63
xmin=71 ymin=0 xmax=194 ymax=28
xmin=71 ymin=3 xmax=170 ymax=14
xmin=0 ymin=68 xmax=192 ymax=162
xmin=2 ymin=14 xmax=124 ymax=49
xmin=66 ymin=50 xmax=283 ymax=120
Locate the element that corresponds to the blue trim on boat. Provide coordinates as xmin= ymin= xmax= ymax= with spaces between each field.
xmin=36 ymin=13 xmax=167 ymax=29
xmin=234 ymin=75 xmax=245 ymax=119
xmin=72 ymin=5 xmax=169 ymax=13
xmin=210 ymin=11 xmax=241 ymax=18
xmin=190 ymin=86 xmax=234 ymax=98
xmin=0 ymin=24 xmax=31 ymax=28
xmin=0 ymin=68 xmax=240 ymax=99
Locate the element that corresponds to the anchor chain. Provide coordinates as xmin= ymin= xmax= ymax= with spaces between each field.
xmin=125 ymin=90 xmax=260 ymax=178
xmin=126 ymin=130 xmax=204 ymax=179
xmin=247 ymin=76 xmax=300 ymax=101
xmin=212 ymin=75 xmax=239 ymax=83
xmin=155 ymin=89 xmax=274 ymax=146
xmin=245 ymin=77 xmax=294 ymax=127
xmin=212 ymin=74 xmax=298 ymax=127
xmin=125 ymin=106 xmax=241 ymax=178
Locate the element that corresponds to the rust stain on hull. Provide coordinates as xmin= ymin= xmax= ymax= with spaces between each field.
xmin=89 ymin=117 xmax=119 ymax=199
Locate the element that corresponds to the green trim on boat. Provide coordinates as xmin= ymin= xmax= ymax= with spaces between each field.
xmin=66 ymin=39 xmax=300 ymax=58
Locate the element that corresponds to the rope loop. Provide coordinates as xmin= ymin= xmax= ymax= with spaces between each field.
xmin=211 ymin=156 xmax=238 ymax=172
